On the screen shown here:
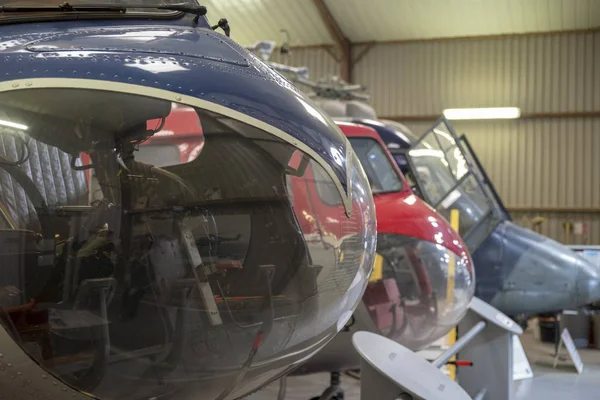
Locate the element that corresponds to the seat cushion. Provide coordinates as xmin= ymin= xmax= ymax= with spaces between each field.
xmin=0 ymin=133 xmax=88 ymax=231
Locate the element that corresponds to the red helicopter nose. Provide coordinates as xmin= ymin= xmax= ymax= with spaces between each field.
xmin=340 ymin=121 xmax=475 ymax=351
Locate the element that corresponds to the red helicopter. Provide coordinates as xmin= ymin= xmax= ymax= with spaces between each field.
xmin=289 ymin=122 xmax=474 ymax=390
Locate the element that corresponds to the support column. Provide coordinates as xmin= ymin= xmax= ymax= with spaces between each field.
xmin=311 ymin=0 xmax=352 ymax=82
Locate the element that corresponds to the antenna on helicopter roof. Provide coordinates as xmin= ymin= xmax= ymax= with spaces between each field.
xmin=211 ymin=18 xmax=230 ymax=37
xmin=279 ymin=29 xmax=291 ymax=56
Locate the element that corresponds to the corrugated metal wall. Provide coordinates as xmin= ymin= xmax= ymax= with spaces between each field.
xmin=356 ymin=32 xmax=600 ymax=244
xmin=285 ymin=32 xmax=600 ymax=244
xmin=354 ymin=32 xmax=600 ymax=116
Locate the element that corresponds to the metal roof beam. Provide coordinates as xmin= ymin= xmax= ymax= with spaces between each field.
xmin=311 ymin=0 xmax=352 ymax=82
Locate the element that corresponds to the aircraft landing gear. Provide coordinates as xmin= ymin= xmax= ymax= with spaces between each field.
xmin=309 ymin=371 xmax=344 ymax=400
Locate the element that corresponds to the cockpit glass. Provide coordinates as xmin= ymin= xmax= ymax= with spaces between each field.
xmin=135 ymin=104 xmax=205 ymax=166
xmin=0 ymin=87 xmax=376 ymax=400
xmin=363 ymin=234 xmax=474 ymax=351
xmin=407 ymin=120 xmax=493 ymax=241
xmin=348 ymin=137 xmax=403 ymax=194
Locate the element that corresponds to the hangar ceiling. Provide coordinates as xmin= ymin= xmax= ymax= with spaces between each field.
xmin=202 ymin=0 xmax=600 ymax=46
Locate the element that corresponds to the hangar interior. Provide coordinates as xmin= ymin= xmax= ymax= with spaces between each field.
xmin=0 ymin=1 xmax=599 ymax=400
xmin=199 ymin=0 xmax=600 ymax=398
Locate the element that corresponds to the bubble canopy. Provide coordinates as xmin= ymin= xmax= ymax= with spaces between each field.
xmin=364 ymin=234 xmax=473 ymax=351
xmin=0 ymin=86 xmax=376 ymax=399
xmin=346 ymin=134 xmax=473 ymax=351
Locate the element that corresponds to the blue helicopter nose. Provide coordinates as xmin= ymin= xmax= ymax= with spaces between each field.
xmin=473 ymin=221 xmax=600 ymax=315
xmin=575 ymin=256 xmax=600 ymax=306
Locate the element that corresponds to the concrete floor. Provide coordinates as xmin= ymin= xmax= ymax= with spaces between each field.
xmin=513 ymin=330 xmax=600 ymax=399
xmin=246 ymin=329 xmax=600 ymax=399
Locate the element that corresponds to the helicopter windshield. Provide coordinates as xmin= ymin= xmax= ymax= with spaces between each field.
xmin=407 ymin=120 xmax=501 ymax=249
xmin=347 ymin=137 xmax=403 ymax=194
xmin=0 ymin=86 xmax=376 ymax=399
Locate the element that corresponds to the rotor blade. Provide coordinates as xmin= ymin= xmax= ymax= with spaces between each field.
xmin=245 ymin=40 xmax=276 ymax=61
xmin=267 ymin=62 xmax=310 ymax=80
xmin=349 ymin=92 xmax=371 ymax=101
xmin=294 ymin=76 xmax=322 ymax=89
xmin=340 ymin=84 xmax=366 ymax=92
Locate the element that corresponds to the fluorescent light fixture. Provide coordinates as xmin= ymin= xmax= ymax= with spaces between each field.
xmin=443 ymin=107 xmax=521 ymax=120
xmin=0 ymin=119 xmax=27 ymax=130
xmin=408 ymin=149 xmax=444 ymax=158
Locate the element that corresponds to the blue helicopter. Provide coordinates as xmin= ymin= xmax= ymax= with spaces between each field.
xmin=0 ymin=2 xmax=378 ymax=399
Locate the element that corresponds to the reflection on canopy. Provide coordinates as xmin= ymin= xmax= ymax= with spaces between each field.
xmin=363 ymin=234 xmax=473 ymax=351
xmin=0 ymin=87 xmax=376 ymax=400
xmin=347 ymin=137 xmax=403 ymax=194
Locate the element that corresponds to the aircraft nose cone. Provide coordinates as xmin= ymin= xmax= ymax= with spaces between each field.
xmin=481 ymin=222 xmax=600 ymax=314
xmin=575 ymin=256 xmax=600 ymax=305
